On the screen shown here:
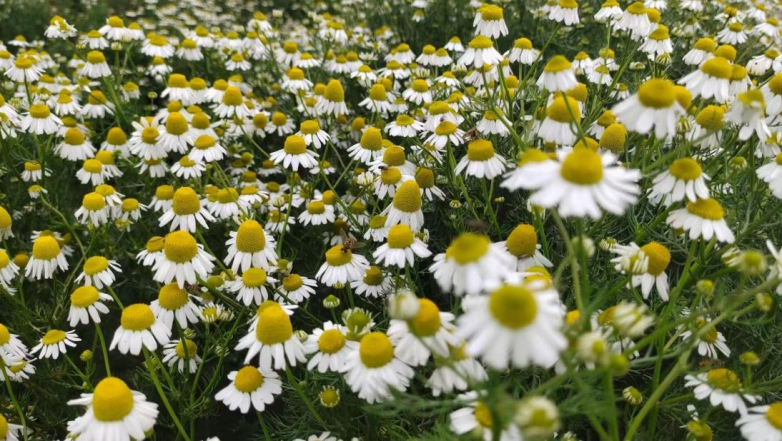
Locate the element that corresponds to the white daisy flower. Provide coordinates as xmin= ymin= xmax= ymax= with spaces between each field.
xmin=373 ymin=224 xmax=431 ymax=268
xmin=736 ymin=402 xmax=782 ymax=440
xmin=224 ymin=220 xmax=278 ymax=274
xmin=158 ymin=187 xmax=215 ymax=233
xmin=610 ymin=242 xmax=671 ymax=301
xmin=228 ymin=267 xmax=277 ymax=306
xmin=341 ymin=331 xmax=414 ymax=404
xmin=497 ymin=224 xmax=553 ymax=271
xmin=650 ymin=157 xmax=710 ymax=205
xmin=430 ymin=232 xmax=516 ymax=296
xmin=150 ymin=283 xmax=202 ymax=329
xmin=757 ymin=154 xmax=782 ymax=199
xmin=678 ymin=57 xmax=732 ymax=104
xmin=537 ymin=55 xmax=578 ymax=92
xmin=68 ymin=286 xmax=113 ymax=327
xmin=680 ymin=315 xmax=731 ymax=359
xmin=304 ymin=322 xmax=358 ymax=373
xmin=67 ymin=377 xmax=159 ymax=441
xmin=613 ymin=78 xmax=686 ymax=139
xmin=454 ymin=139 xmax=507 ymax=179
xmin=152 ymin=230 xmax=216 ymax=288
xmin=110 ymin=303 xmax=171 ymax=355
xmin=215 ymin=365 xmax=282 ymax=413
xmin=162 ymin=339 xmax=201 ymax=373
xmin=450 ymin=392 xmax=523 ymax=441
xmin=388 ymin=298 xmax=458 ymax=366
xmin=351 ymin=266 xmax=394 ymax=298
xmin=31 ymin=329 xmax=80 ymax=359
xmin=235 ymin=301 xmax=307 ymax=371
xmin=685 ymin=369 xmax=759 ymax=415
xmin=25 ymin=235 xmax=69 ymax=280
xmin=474 ymin=4 xmax=508 ymax=38
xmin=316 ymin=244 xmax=371 ymax=287
xmin=278 ymin=273 xmax=318 ymax=303
xmin=458 ymin=36 xmax=503 ymax=68
xmin=666 ymin=197 xmax=735 ymax=243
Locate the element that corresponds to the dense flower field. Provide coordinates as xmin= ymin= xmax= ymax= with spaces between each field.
xmin=1 ymin=0 xmax=782 ymax=439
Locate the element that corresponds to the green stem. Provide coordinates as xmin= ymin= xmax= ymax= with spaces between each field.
xmin=143 ymin=348 xmax=191 ymax=441
xmin=94 ymin=322 xmax=111 ymax=376
xmin=285 ymin=366 xmax=326 ymax=427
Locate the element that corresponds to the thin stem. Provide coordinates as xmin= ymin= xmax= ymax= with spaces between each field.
xmin=285 ymin=366 xmax=326 ymax=427
xmin=94 ymin=322 xmax=111 ymax=376
xmin=143 ymin=348 xmax=191 ymax=441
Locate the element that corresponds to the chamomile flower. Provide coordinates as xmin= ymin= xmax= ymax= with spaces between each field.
xmin=68 ymin=286 xmax=113 ymax=327
xmin=650 ymin=158 xmax=710 ymax=205
xmin=0 ymin=249 xmax=19 ymax=294
xmin=212 ymin=86 xmax=251 ymax=119
xmin=158 ymin=187 xmax=215 ymax=232
xmin=270 ymin=135 xmax=319 ymax=171
xmin=450 ymin=392 xmax=523 ymax=441
xmin=5 ymin=56 xmax=43 ymax=83
xmin=549 ymin=0 xmax=580 ymax=26
xmin=278 ymin=273 xmax=317 ymax=303
xmin=458 ymin=36 xmax=503 ymax=68
xmin=110 ymin=303 xmax=171 ymax=355
xmin=388 ymin=298 xmax=457 ymax=366
xmin=299 ymin=200 xmax=336 ymax=226
xmin=162 ymin=339 xmax=201 ymax=373
xmin=685 ymin=368 xmax=759 ymax=415
xmin=595 ymin=0 xmax=623 ymax=22
xmin=498 ymin=224 xmax=553 ymax=271
xmin=100 ymin=127 xmax=128 ymax=156
xmin=21 ymin=103 xmax=62 ymax=136
xmin=351 ymin=266 xmax=394 ymax=297
xmin=316 ymin=245 xmax=371 ymax=287
xmin=757 ymin=154 xmax=782 ymax=198
xmin=25 ymin=235 xmax=69 ymax=280
xmin=666 ymin=198 xmax=735 ymax=243
xmin=304 ymin=322 xmax=357 ymax=373
xmin=454 ymin=139 xmax=507 ymax=179
xmin=537 ymin=55 xmax=578 ymax=92
xmin=613 ymin=78 xmax=686 ymax=139
xmin=75 ymin=256 xmax=121 ymax=289
xmin=67 ymin=377 xmax=159 ymax=441
xmin=341 ymin=331 xmax=414 ymax=403
xmin=228 ymin=267 xmax=277 ymax=306
xmin=457 ymin=276 xmax=566 ymax=369
xmin=518 ymin=147 xmax=641 ymax=219
xmin=615 ymin=1 xmax=652 ymax=40
xmin=736 ymin=402 xmax=782 ymax=440
xmin=680 ymin=316 xmax=731 ymax=359
xmin=430 ymin=232 xmax=516 ymax=296
xmin=537 ymin=96 xmax=581 ymax=145
xmin=215 ymin=365 xmax=282 ymax=413
xmin=373 ymin=224 xmax=431 ymax=268
xmin=382 ymin=180 xmax=425 ymax=232
xmin=611 ymin=242 xmax=671 ymax=300
xmin=317 ymin=79 xmax=349 ymax=116
xmin=474 ymin=4 xmax=508 ymax=38
xmin=427 ymin=344 xmax=488 ymax=397
xmin=224 ymin=220 xmax=278 ymax=273
xmin=726 ymin=89 xmax=771 ymax=142
xmin=679 ymin=57 xmax=732 ymax=104
xmin=150 ymin=283 xmax=202 ymax=329
xmin=152 ymin=230 xmax=216 ymax=288
xmin=31 ymin=329 xmax=80 ymax=359
xmin=235 ymin=301 xmax=307 ymax=371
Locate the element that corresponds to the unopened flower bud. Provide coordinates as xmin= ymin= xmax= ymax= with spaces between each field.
xmin=622 ymin=387 xmax=643 ymax=405
xmin=80 ymin=350 xmax=93 ymax=362
xmin=323 ymin=294 xmax=340 ymax=309
xmin=739 ymin=351 xmax=760 ymax=366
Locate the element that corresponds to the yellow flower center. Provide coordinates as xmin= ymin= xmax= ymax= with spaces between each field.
xmin=165 ymin=112 xmax=188 ymax=136
xmin=41 ymin=329 xmax=67 ymax=345
xmin=96 ymin=151 xmax=116 ymax=166
xmin=82 ymin=192 xmax=106 ymax=212
xmin=281 ymin=273 xmax=303 ymax=291
xmin=323 ymin=79 xmax=345 ymax=102
xmin=83 ymin=256 xmax=110 ymax=275
xmin=410 ymin=299 xmax=441 ymax=337
xmin=242 ymin=268 xmax=268 ymax=288
xmin=234 ymin=220 xmax=267 ymax=254
xmin=560 ymin=148 xmax=603 ymax=185
xmin=88 ymin=91 xmax=108 ymax=105
xmin=411 ymin=79 xmax=429 ymax=93
xmin=234 ymin=365 xmax=264 ymax=392
xmin=445 ymin=233 xmax=490 ymax=264
xmin=546 ymin=96 xmax=581 ymax=123
xmin=392 ymin=181 xmax=422 ymax=213
xmin=222 ymin=86 xmax=243 ymax=106
xmin=158 ymin=283 xmax=189 ymax=310
xmin=144 ymin=237 xmax=164 ymax=254
xmin=668 ymin=158 xmax=702 ymax=180
xmin=141 ymin=126 xmax=159 ymax=144
xmin=163 ymin=230 xmax=198 ymax=263
xmin=284 ymin=135 xmax=307 ymax=155
xmin=480 ymin=4 xmax=503 ymax=20
xmin=87 ymin=51 xmax=106 ymax=64
xmin=766 ymin=402 xmax=782 ymax=430
xmin=255 ymin=305 xmax=293 ymax=345
xmin=29 ymin=103 xmax=51 ymax=119
xmin=506 ymin=224 xmax=537 ymax=257
xmin=82 ymin=159 xmax=102 ymax=174
xmin=466 ymin=139 xmax=495 ymax=161
xmin=32 ymin=236 xmax=61 ymax=260
xmin=468 ymin=35 xmax=494 ymax=50
xmin=307 ymin=201 xmax=326 ymax=215
xmin=318 ymin=328 xmax=346 ymax=354
xmin=707 ymin=368 xmax=742 ymax=392
xmin=121 ymin=304 xmax=155 ymax=331
xmin=92 ymin=377 xmax=135 ymax=422
xmin=14 ymin=56 xmax=34 ymax=70
xmin=360 ymin=266 xmax=383 ymax=285
xmin=640 ymin=242 xmax=670 ymax=275
xmin=359 ymin=332 xmax=394 ymax=368
xmin=172 ymin=187 xmax=201 ymax=215
xmin=686 ymin=198 xmax=724 ymax=220
xmin=696 ymin=106 xmax=725 ymax=131
xmin=543 ymin=55 xmax=572 ymax=73
xmin=489 ymin=284 xmax=538 ymax=329
xmin=71 ymin=286 xmax=100 ymax=308
xmin=700 ymin=57 xmax=732 ymax=79
xmin=600 ymin=124 xmax=627 ymax=153
xmin=637 ymin=78 xmax=676 ymax=109
xmin=216 ymin=188 xmax=239 ymax=204
xmin=175 ymin=339 xmax=197 ymax=358
xmin=474 ymin=401 xmax=494 ymax=428
xmin=386 ymin=224 xmax=415 ymax=249
xmin=325 ymin=245 xmax=353 ymax=266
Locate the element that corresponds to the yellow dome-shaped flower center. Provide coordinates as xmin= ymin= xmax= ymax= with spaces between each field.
xmin=175 ymin=339 xmax=197 ymax=358
xmin=0 ymin=250 xmax=9 ymax=269
xmin=415 ymin=169 xmax=436 ymax=189
xmin=687 ymin=198 xmax=724 ymax=220
xmin=359 ymin=332 xmax=394 ymax=368
xmin=699 ymin=321 xmax=719 ymax=344
xmin=87 ymin=51 xmax=106 ymax=64
xmin=410 ymin=299 xmax=441 ymax=337
xmin=158 ymin=283 xmax=189 ymax=310
xmin=255 ymin=306 xmax=293 ymax=345
xmin=770 ymin=74 xmax=782 ymax=97
xmin=234 ymin=365 xmax=264 ymax=392
xmin=560 ymin=148 xmax=603 ymax=185
xmin=700 ymin=57 xmax=731 ymax=79
xmin=358 ymin=128 xmax=383 ymax=151
xmin=221 ymin=86 xmax=243 ymax=106
xmin=765 ymin=402 xmax=782 ymax=430
xmin=242 ymin=268 xmax=268 ymax=288
xmin=216 ymin=188 xmax=239 ymax=204
xmin=193 ymin=135 xmax=216 ymax=151
xmin=318 ymin=328 xmax=346 ymax=354
xmin=668 ymin=158 xmax=702 ymax=180
xmin=392 ymin=180 xmax=422 ymax=213
xmin=80 ymin=158 xmax=102 ymax=174
xmin=164 ymin=230 xmax=198 ymax=263
xmin=707 ymin=368 xmax=741 ymax=392
xmin=83 ymin=256 xmax=110 ymax=275
xmin=71 ymin=286 xmax=100 ymax=308
xmin=696 ymin=106 xmax=725 ymax=131
xmin=378 ymin=166 xmax=401 ymax=185
xmin=639 ymin=242 xmax=670 ymax=276
xmin=281 ymin=273 xmax=302 ymax=291
xmin=445 ymin=233 xmax=490 ymax=264
xmin=386 ymin=224 xmax=415 ymax=249
xmin=82 ymin=192 xmax=106 ymax=211
xmin=637 ymin=78 xmax=676 ymax=109
xmin=693 ymin=37 xmax=716 ymax=52
xmin=411 ymin=79 xmax=429 ymax=93
xmin=140 ymin=125 xmax=160 ymax=144
xmin=283 ymin=135 xmax=307 ymax=155
xmin=361 ymin=266 xmax=383 ymax=285
xmin=776 ymin=153 xmax=782 ymax=166
xmin=547 ymin=96 xmax=581 ymax=123
xmin=165 ymin=112 xmax=188 ymax=136
xmin=325 ymin=245 xmax=353 ymax=266
xmin=468 ymin=35 xmax=494 ymax=50
xmin=172 ymin=187 xmax=201 ymax=215
xmin=506 ymin=224 xmax=537 ymax=257
xmin=323 ymin=79 xmax=345 ymax=102
xmin=87 ymin=91 xmax=108 ymax=105
xmin=24 ymin=161 xmax=42 ymax=172
xmin=41 ymin=329 xmax=67 ymax=345
xmin=29 ymin=103 xmax=51 ymax=119
xmin=307 ymin=200 xmax=326 ymax=215
xmin=92 ymin=377 xmax=135 ymax=422
xmin=600 ymin=124 xmax=627 ymax=153
xmin=143 ymin=237 xmax=164 ymax=255
xmin=103 ymin=128 xmax=127 ymax=147
xmin=480 ymin=4 xmax=504 ymax=20
xmin=474 ymin=401 xmax=493 ymax=428
xmin=543 ymin=55 xmax=572 ymax=73
xmin=14 ymin=56 xmax=34 ymax=70
xmin=32 ymin=236 xmax=61 ymax=260
xmin=235 ymin=220 xmax=267 ymax=254
xmin=489 ymin=284 xmax=538 ymax=329
xmin=96 ymin=151 xmax=116 ymax=166
xmin=466 ymin=139 xmax=496 ymax=161
xmin=121 ymin=304 xmax=155 ymax=331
